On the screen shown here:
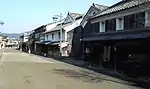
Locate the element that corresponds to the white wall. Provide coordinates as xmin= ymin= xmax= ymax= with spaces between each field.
xmin=116 ymin=17 xmax=124 ymax=31
xmin=88 ymin=7 xmax=99 ymax=16
xmin=23 ymin=36 xmax=28 ymax=42
xmin=65 ymin=14 xmax=73 ymax=23
xmin=99 ymin=21 xmax=105 ymax=32
xmin=145 ymin=11 xmax=150 ymax=27
xmin=80 ymin=6 xmax=99 ymax=27
xmin=45 ymin=33 xmax=51 ymax=41
xmin=45 ymin=31 xmax=65 ymax=42
xmin=0 ymin=36 xmax=3 ymax=41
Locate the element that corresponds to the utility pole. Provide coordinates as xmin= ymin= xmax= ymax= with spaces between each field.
xmin=0 ymin=21 xmax=4 ymax=34
xmin=53 ymin=13 xmax=63 ymax=56
xmin=0 ymin=21 xmax=4 ymax=55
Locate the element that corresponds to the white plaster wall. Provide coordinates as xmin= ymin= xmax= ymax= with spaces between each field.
xmin=80 ymin=6 xmax=99 ymax=27
xmin=53 ymin=31 xmax=65 ymax=42
xmin=145 ymin=11 xmax=150 ymax=27
xmin=116 ymin=17 xmax=124 ymax=31
xmin=44 ymin=31 xmax=65 ymax=42
xmin=99 ymin=22 xmax=105 ymax=32
xmin=24 ymin=36 xmax=28 ymax=42
xmin=65 ymin=14 xmax=73 ymax=23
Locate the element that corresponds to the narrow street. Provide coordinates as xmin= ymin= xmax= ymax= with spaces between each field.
xmin=0 ymin=48 xmax=143 ymax=89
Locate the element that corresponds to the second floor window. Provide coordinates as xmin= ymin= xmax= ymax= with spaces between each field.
xmin=116 ymin=17 xmax=124 ymax=31
xmin=46 ymin=35 xmax=48 ymax=40
xmin=92 ymin=22 xmax=99 ymax=33
xmin=105 ymin=18 xmax=116 ymax=32
xmin=35 ymin=33 xmax=40 ymax=38
xmin=99 ymin=21 xmax=105 ymax=32
xmin=119 ymin=18 xmax=123 ymax=29
xmin=58 ymin=32 xmax=60 ymax=39
xmin=52 ymin=33 xmax=54 ymax=40
xmin=124 ymin=12 xmax=145 ymax=30
xmin=136 ymin=12 xmax=145 ymax=28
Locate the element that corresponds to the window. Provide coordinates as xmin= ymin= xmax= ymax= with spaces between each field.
xmin=105 ymin=18 xmax=116 ymax=32
xmin=116 ymin=17 xmax=124 ymax=30
xmin=124 ymin=14 xmax=135 ymax=30
xmin=99 ymin=21 xmax=105 ymax=32
xmin=124 ymin=12 xmax=145 ymax=30
xmin=52 ymin=33 xmax=54 ymax=40
xmin=119 ymin=18 xmax=123 ymax=29
xmin=58 ymin=32 xmax=60 ymax=39
xmin=35 ymin=33 xmax=40 ymax=38
xmin=145 ymin=11 xmax=150 ymax=26
xmin=136 ymin=12 xmax=145 ymax=28
xmin=92 ymin=22 xmax=99 ymax=33
xmin=46 ymin=35 xmax=48 ymax=40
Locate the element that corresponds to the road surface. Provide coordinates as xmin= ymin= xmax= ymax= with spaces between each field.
xmin=0 ymin=48 xmax=143 ymax=89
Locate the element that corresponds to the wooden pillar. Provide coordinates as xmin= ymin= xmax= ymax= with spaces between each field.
xmin=81 ymin=41 xmax=85 ymax=60
xmin=99 ymin=53 xmax=103 ymax=68
xmin=34 ymin=43 xmax=36 ymax=52
xmin=113 ymin=46 xmax=117 ymax=72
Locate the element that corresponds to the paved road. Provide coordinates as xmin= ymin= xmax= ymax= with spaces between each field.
xmin=0 ymin=48 xmax=144 ymax=89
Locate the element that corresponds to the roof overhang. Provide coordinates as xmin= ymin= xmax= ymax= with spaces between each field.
xmin=82 ymin=28 xmax=150 ymax=42
xmin=80 ymin=5 xmax=98 ymax=27
xmin=64 ymin=19 xmax=82 ymax=32
xmin=44 ymin=22 xmax=61 ymax=34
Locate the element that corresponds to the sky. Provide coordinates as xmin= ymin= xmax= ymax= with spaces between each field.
xmin=0 ymin=0 xmax=120 ymax=33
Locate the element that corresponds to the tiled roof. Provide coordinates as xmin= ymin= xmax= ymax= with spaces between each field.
xmin=80 ymin=4 xmax=108 ymax=27
xmin=44 ymin=22 xmax=61 ymax=33
xmin=94 ymin=4 xmax=108 ymax=11
xmin=92 ymin=0 xmax=150 ymax=19
xmin=47 ymin=22 xmax=71 ymax=33
xmin=69 ymin=13 xmax=83 ymax=20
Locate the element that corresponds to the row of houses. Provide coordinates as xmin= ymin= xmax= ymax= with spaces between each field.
xmin=20 ymin=0 xmax=150 ymax=79
xmin=20 ymin=12 xmax=84 ymax=57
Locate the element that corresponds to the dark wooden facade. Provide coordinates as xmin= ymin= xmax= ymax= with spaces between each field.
xmin=34 ymin=25 xmax=46 ymax=54
xmin=70 ymin=26 xmax=83 ymax=59
xmin=81 ymin=0 xmax=150 ymax=79
xmin=34 ymin=25 xmax=46 ymax=42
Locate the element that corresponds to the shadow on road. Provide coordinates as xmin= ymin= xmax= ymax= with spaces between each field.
xmin=51 ymin=57 xmax=150 ymax=89
xmin=53 ymin=69 xmax=143 ymax=88
xmin=16 ymin=50 xmax=150 ymax=89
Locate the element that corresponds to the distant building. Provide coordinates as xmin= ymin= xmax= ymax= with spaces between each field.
xmin=19 ymin=31 xmax=33 ymax=51
xmin=33 ymin=25 xmax=46 ymax=54
xmin=0 ymin=35 xmax=8 ymax=49
xmin=6 ymin=37 xmax=19 ymax=48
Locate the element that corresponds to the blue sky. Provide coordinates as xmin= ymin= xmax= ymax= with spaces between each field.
xmin=0 ymin=0 xmax=119 ymax=33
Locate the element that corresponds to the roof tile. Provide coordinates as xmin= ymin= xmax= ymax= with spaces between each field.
xmin=92 ymin=0 xmax=150 ymax=19
xmin=94 ymin=4 xmax=108 ymax=11
xmin=69 ymin=13 xmax=83 ymax=20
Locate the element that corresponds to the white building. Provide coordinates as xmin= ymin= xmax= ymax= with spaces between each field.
xmin=20 ymin=32 xmax=30 ymax=43
xmin=44 ymin=12 xmax=83 ymax=57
